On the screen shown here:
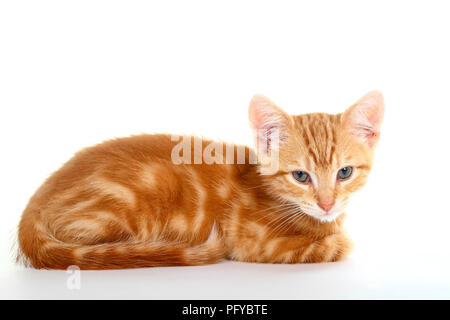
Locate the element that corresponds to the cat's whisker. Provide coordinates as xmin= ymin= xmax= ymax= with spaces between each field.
xmin=254 ymin=202 xmax=297 ymax=215
xmin=253 ymin=203 xmax=299 ymax=223
xmin=241 ymin=183 xmax=270 ymax=190
xmin=263 ymin=210 xmax=296 ymax=229
xmin=275 ymin=209 xmax=305 ymax=230
xmin=269 ymin=210 xmax=306 ymax=238
xmin=267 ymin=207 xmax=306 ymax=237
xmin=261 ymin=210 xmax=297 ymax=233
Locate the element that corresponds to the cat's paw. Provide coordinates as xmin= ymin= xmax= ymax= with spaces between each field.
xmin=298 ymin=232 xmax=354 ymax=263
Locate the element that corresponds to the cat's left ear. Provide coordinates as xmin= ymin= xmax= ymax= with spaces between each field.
xmin=342 ymin=90 xmax=385 ymax=148
xmin=248 ymin=94 xmax=293 ymax=155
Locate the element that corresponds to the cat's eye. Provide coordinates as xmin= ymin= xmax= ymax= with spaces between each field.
xmin=337 ymin=166 xmax=353 ymax=180
xmin=292 ymin=171 xmax=310 ymax=184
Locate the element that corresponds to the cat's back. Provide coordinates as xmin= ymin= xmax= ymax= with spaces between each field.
xmin=25 ymin=134 xmax=175 ymax=201
xmin=23 ymin=133 xmax=257 ymax=212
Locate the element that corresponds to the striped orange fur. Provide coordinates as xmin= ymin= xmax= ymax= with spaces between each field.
xmin=17 ymin=91 xmax=384 ymax=269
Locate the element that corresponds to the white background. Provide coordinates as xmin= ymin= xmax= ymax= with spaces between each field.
xmin=1 ymin=0 xmax=449 ymax=299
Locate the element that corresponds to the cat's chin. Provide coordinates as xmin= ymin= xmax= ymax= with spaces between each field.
xmin=311 ymin=211 xmax=344 ymax=223
xmin=278 ymin=196 xmax=345 ymax=223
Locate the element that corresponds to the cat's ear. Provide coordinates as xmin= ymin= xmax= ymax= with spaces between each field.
xmin=248 ymin=94 xmax=293 ymax=155
xmin=342 ymin=90 xmax=385 ymax=148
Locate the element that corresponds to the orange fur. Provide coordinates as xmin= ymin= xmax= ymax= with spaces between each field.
xmin=17 ymin=91 xmax=384 ymax=269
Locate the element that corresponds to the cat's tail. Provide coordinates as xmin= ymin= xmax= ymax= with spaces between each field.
xmin=17 ymin=210 xmax=225 ymax=270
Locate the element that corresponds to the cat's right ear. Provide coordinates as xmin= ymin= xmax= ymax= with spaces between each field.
xmin=248 ymin=94 xmax=293 ymax=155
xmin=342 ymin=90 xmax=385 ymax=148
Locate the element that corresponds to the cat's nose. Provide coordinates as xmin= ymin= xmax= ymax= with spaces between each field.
xmin=318 ymin=200 xmax=335 ymax=213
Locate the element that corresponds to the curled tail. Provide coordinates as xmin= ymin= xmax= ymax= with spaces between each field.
xmin=18 ymin=208 xmax=225 ymax=270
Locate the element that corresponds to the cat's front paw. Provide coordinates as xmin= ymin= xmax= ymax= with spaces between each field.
xmin=297 ymin=232 xmax=354 ymax=263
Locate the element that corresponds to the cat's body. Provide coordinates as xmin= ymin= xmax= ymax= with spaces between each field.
xmin=18 ymin=92 xmax=384 ymax=269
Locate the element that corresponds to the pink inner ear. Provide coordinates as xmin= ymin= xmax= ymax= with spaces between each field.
xmin=367 ymin=110 xmax=382 ymax=130
xmin=352 ymin=110 xmax=382 ymax=146
xmin=248 ymin=95 xmax=290 ymax=154
xmin=364 ymin=98 xmax=383 ymax=126
xmin=346 ymin=94 xmax=384 ymax=147
xmin=250 ymin=112 xmax=268 ymax=131
xmin=263 ymin=125 xmax=278 ymax=153
xmin=255 ymin=124 xmax=280 ymax=155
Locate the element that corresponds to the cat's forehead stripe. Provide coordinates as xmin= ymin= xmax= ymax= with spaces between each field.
xmin=295 ymin=113 xmax=338 ymax=168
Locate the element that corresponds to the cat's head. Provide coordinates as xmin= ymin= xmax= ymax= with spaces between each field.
xmin=249 ymin=91 xmax=384 ymax=222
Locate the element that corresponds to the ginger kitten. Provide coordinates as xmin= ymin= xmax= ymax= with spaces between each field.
xmin=17 ymin=91 xmax=384 ymax=269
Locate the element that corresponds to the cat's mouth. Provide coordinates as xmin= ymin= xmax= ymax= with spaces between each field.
xmin=315 ymin=210 xmax=343 ymax=223
xmin=296 ymin=201 xmax=346 ymax=223
xmin=279 ymin=196 xmax=346 ymax=223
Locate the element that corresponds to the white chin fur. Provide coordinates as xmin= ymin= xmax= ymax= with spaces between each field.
xmin=280 ymin=196 xmax=346 ymax=223
xmin=314 ymin=211 xmax=343 ymax=223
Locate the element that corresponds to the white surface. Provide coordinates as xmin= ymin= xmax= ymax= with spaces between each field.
xmin=2 ymin=253 xmax=450 ymax=299
xmin=1 ymin=1 xmax=450 ymax=299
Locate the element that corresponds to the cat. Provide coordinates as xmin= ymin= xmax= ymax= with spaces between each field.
xmin=17 ymin=91 xmax=384 ymax=269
